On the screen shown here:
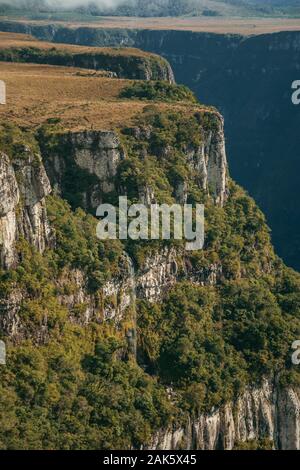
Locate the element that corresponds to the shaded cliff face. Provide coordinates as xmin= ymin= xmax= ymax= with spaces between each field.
xmin=133 ymin=30 xmax=300 ymax=270
xmin=39 ymin=130 xmax=126 ymax=211
xmin=3 ymin=21 xmax=298 ymax=269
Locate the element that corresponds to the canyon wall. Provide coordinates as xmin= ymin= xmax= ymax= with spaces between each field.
xmin=1 ymin=21 xmax=298 ymax=269
xmin=1 ymin=34 xmax=300 ymax=448
xmin=150 ymin=378 xmax=300 ymax=450
xmin=0 ymin=147 xmax=51 ymax=270
xmin=1 ymin=113 xmax=299 ymax=449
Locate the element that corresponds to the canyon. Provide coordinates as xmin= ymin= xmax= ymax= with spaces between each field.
xmin=1 ymin=21 xmax=299 ymax=270
xmin=0 ymin=32 xmax=300 ymax=450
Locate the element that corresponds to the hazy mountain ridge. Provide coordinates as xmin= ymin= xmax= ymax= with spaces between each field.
xmin=0 ymin=0 xmax=299 ymax=19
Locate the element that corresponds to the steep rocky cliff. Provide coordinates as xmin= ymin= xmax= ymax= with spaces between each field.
xmin=0 ymin=147 xmax=51 ymax=270
xmin=132 ymin=29 xmax=300 ymax=270
xmin=2 ymin=21 xmax=298 ymax=269
xmin=1 ymin=48 xmax=300 ymax=450
xmin=0 ymin=32 xmax=174 ymax=82
xmin=150 ymin=378 xmax=300 ymax=450
xmin=40 ymin=130 xmax=126 ymax=211
xmin=39 ymin=112 xmax=227 ymax=212
xmin=1 ymin=110 xmax=299 ymax=449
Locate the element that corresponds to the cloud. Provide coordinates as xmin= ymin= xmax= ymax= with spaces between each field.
xmin=0 ymin=0 xmax=129 ymax=9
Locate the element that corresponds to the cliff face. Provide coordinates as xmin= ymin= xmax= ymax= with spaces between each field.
xmin=0 ymin=152 xmax=19 ymax=269
xmin=1 ymin=40 xmax=300 ymax=450
xmin=41 ymin=130 xmax=126 ymax=211
xmin=3 ymin=20 xmax=298 ymax=269
xmin=0 ymin=110 xmax=228 ymax=338
xmin=1 ymin=111 xmax=300 ymax=449
xmin=0 ymin=148 xmax=51 ymax=270
xmin=150 ymin=379 xmax=300 ymax=450
xmin=37 ymin=113 xmax=228 ymax=310
xmin=132 ymin=29 xmax=300 ymax=270
xmin=0 ymin=32 xmax=174 ymax=82
xmin=40 ymin=112 xmax=227 ymax=212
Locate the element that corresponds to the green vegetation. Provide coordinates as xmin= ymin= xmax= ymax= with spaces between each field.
xmin=0 ymin=46 xmax=171 ymax=81
xmin=0 ymin=196 xmax=174 ymax=449
xmin=234 ymin=439 xmax=274 ymax=450
xmin=46 ymin=196 xmax=124 ymax=291
xmin=118 ymin=109 xmax=300 ymax=414
xmin=0 ymin=122 xmax=40 ymax=159
xmin=0 ymin=47 xmax=73 ymax=67
xmin=138 ymin=265 xmax=300 ymax=414
xmin=1 ymin=103 xmax=300 ymax=449
xmin=119 ymin=110 xmax=205 ymax=204
xmin=0 ymin=326 xmax=173 ymax=449
xmin=136 ymin=180 xmax=300 ymax=413
xmin=120 ymin=81 xmax=198 ymax=103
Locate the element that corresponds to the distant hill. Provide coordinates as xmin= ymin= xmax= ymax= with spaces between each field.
xmin=0 ymin=0 xmax=299 ymax=19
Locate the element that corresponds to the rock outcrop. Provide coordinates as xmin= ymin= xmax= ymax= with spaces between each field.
xmin=13 ymin=147 xmax=52 ymax=254
xmin=102 ymin=253 xmax=136 ymax=323
xmin=42 ymin=113 xmax=228 ymax=213
xmin=54 ymin=253 xmax=136 ymax=325
xmin=150 ymin=379 xmax=300 ymax=450
xmin=0 ymin=33 xmax=175 ymax=82
xmin=136 ymin=248 xmax=178 ymax=302
xmin=42 ymin=130 xmax=125 ymax=211
xmin=187 ymin=112 xmax=228 ymax=206
xmin=0 ymin=152 xmax=19 ymax=269
xmin=0 ymin=148 xmax=51 ymax=269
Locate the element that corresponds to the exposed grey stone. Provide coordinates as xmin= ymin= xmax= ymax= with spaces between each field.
xmin=148 ymin=379 xmax=300 ymax=450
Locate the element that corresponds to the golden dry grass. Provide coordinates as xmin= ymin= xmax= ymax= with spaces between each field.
xmin=0 ymin=32 xmax=159 ymax=58
xmin=0 ymin=61 xmax=210 ymax=132
xmin=2 ymin=17 xmax=300 ymax=35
